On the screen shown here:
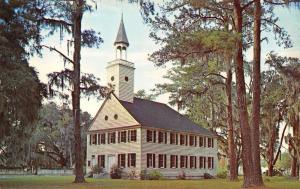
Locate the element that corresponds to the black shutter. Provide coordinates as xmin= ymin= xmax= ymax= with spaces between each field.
xmin=176 ymin=134 xmax=178 ymax=145
xmin=164 ymin=155 xmax=167 ymax=168
xmin=153 ymin=154 xmax=155 ymax=168
xmin=165 ymin=133 xmax=167 ymax=144
xmin=153 ymin=131 xmax=156 ymax=143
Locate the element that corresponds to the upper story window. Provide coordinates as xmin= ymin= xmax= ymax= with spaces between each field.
xmin=199 ymin=137 xmax=206 ymax=147
xmin=158 ymin=131 xmax=167 ymax=144
xmin=189 ymin=135 xmax=196 ymax=147
xmin=104 ymin=115 xmax=108 ymax=121
xmin=100 ymin=133 xmax=106 ymax=144
xmin=146 ymin=130 xmax=156 ymax=143
xmin=208 ymin=138 xmax=214 ymax=148
xmin=114 ymin=114 xmax=118 ymax=120
xmin=170 ymin=155 xmax=178 ymax=168
xmin=111 ymin=76 xmax=115 ymax=81
xmin=108 ymin=132 xmax=116 ymax=144
xmin=92 ymin=134 xmax=97 ymax=145
xmin=97 ymin=134 xmax=101 ymax=145
xmin=180 ymin=134 xmax=187 ymax=146
xmin=158 ymin=154 xmax=167 ymax=168
xmin=119 ymin=131 xmax=127 ymax=143
xmin=125 ymin=76 xmax=129 ymax=81
xmin=170 ymin=133 xmax=178 ymax=145
xmin=129 ymin=130 xmax=137 ymax=142
xmin=128 ymin=153 xmax=136 ymax=167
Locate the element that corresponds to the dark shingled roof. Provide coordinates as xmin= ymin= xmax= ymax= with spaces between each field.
xmin=119 ymin=98 xmax=214 ymax=136
xmin=114 ymin=16 xmax=129 ymax=46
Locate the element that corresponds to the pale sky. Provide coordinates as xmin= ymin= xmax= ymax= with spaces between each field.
xmin=29 ymin=0 xmax=300 ymax=121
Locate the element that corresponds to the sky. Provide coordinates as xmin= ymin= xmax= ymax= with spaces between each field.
xmin=29 ymin=0 xmax=300 ymax=124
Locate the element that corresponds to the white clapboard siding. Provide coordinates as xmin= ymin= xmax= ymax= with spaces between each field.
xmin=86 ymin=128 xmax=142 ymax=174
xmin=140 ymin=128 xmax=218 ymax=177
xmin=106 ymin=59 xmax=135 ymax=102
xmin=89 ymin=94 xmax=139 ymax=131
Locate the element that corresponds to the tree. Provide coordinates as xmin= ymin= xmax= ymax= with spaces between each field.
xmin=0 ymin=0 xmax=46 ymax=166
xmin=135 ymin=89 xmax=157 ymax=100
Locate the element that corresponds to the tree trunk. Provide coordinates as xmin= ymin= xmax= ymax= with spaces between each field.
xmin=233 ymin=1 xmax=254 ymax=187
xmin=251 ymin=0 xmax=264 ymax=186
xmin=73 ymin=0 xmax=85 ymax=183
xmin=226 ymin=57 xmax=238 ymax=181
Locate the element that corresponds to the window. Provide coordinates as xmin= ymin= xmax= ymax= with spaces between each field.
xmin=147 ymin=130 xmax=156 ymax=143
xmin=111 ymin=76 xmax=114 ymax=81
xmin=100 ymin=133 xmax=106 ymax=144
xmin=88 ymin=160 xmax=91 ymax=167
xmin=190 ymin=156 xmax=196 ymax=169
xmin=158 ymin=154 xmax=167 ymax=168
xmin=200 ymin=137 xmax=206 ymax=147
xmin=119 ymin=131 xmax=126 ymax=143
xmin=98 ymin=155 xmax=105 ymax=168
xmin=92 ymin=134 xmax=97 ymax=145
xmin=118 ymin=154 xmax=126 ymax=168
xmin=170 ymin=155 xmax=178 ymax=168
xmin=180 ymin=155 xmax=188 ymax=168
xmin=147 ymin=153 xmax=155 ymax=168
xmin=170 ymin=133 xmax=178 ymax=144
xmin=108 ymin=132 xmax=116 ymax=144
xmin=97 ymin=134 xmax=101 ymax=145
xmin=128 ymin=153 xmax=136 ymax=167
xmin=208 ymin=157 xmax=214 ymax=169
xmin=125 ymin=76 xmax=129 ymax=81
xmin=180 ymin=134 xmax=186 ymax=145
xmin=114 ymin=114 xmax=118 ymax=120
xmin=208 ymin=138 xmax=214 ymax=148
xmin=130 ymin=130 xmax=137 ymax=142
xmin=89 ymin=134 xmax=92 ymax=145
xmin=189 ymin=135 xmax=196 ymax=146
xmin=200 ymin=156 xmax=206 ymax=169
xmin=158 ymin=131 xmax=165 ymax=143
xmin=147 ymin=130 xmax=152 ymax=142
xmin=104 ymin=115 xmax=108 ymax=121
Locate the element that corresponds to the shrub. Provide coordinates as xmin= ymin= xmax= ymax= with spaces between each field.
xmin=177 ymin=170 xmax=186 ymax=180
xmin=110 ymin=164 xmax=123 ymax=179
xmin=217 ymin=169 xmax=228 ymax=179
xmin=127 ymin=169 xmax=138 ymax=180
xmin=91 ymin=164 xmax=104 ymax=175
xmin=203 ymin=173 xmax=214 ymax=179
xmin=148 ymin=170 xmax=163 ymax=180
xmin=140 ymin=169 xmax=148 ymax=180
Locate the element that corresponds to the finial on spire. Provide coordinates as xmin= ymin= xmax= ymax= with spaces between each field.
xmin=114 ymin=14 xmax=129 ymax=47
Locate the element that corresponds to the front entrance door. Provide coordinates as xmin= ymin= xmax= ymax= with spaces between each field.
xmin=107 ymin=155 xmax=116 ymax=172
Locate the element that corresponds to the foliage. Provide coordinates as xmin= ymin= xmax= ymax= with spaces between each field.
xmin=147 ymin=170 xmax=164 ymax=180
xmin=217 ymin=169 xmax=228 ymax=179
xmin=126 ymin=169 xmax=138 ymax=180
xmin=90 ymin=164 xmax=104 ymax=175
xmin=203 ymin=173 xmax=214 ymax=179
xmin=275 ymin=153 xmax=292 ymax=173
xmin=139 ymin=169 xmax=148 ymax=180
xmin=135 ymin=89 xmax=157 ymax=101
xmin=110 ymin=164 xmax=123 ymax=179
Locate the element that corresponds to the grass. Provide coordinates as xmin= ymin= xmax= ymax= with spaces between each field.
xmin=0 ymin=176 xmax=299 ymax=189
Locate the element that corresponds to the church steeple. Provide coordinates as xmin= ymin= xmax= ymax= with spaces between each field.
xmin=106 ymin=15 xmax=135 ymax=103
xmin=114 ymin=15 xmax=129 ymax=60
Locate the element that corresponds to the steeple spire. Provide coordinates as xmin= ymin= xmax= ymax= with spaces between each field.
xmin=114 ymin=14 xmax=129 ymax=47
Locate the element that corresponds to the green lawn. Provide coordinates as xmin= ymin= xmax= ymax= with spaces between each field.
xmin=0 ymin=176 xmax=299 ymax=189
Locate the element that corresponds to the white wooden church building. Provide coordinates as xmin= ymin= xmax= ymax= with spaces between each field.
xmin=86 ymin=17 xmax=218 ymax=179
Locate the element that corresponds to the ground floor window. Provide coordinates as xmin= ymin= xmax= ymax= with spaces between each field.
xmin=98 ymin=155 xmax=105 ymax=168
xmin=208 ymin=157 xmax=214 ymax=169
xmin=199 ymin=156 xmax=206 ymax=169
xmin=180 ymin=155 xmax=188 ymax=168
xmin=170 ymin=155 xmax=178 ymax=168
xmin=128 ymin=153 xmax=136 ymax=167
xmin=158 ymin=154 xmax=167 ymax=168
xmin=118 ymin=154 xmax=126 ymax=168
xmin=147 ymin=153 xmax=155 ymax=168
xmin=190 ymin=156 xmax=197 ymax=169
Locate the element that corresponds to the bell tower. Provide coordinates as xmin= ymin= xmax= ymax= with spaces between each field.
xmin=106 ymin=15 xmax=135 ymax=103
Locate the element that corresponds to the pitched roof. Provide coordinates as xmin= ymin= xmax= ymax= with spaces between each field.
xmin=114 ymin=16 xmax=129 ymax=47
xmin=119 ymin=97 xmax=215 ymax=136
